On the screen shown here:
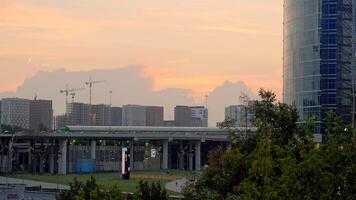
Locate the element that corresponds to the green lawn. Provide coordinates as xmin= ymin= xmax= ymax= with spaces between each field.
xmin=8 ymin=170 xmax=196 ymax=193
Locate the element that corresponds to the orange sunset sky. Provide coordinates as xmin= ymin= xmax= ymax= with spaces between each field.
xmin=0 ymin=0 xmax=283 ymax=101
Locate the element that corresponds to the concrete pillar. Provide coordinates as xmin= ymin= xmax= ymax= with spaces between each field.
xmin=188 ymin=153 xmax=194 ymax=171
xmin=8 ymin=141 xmax=13 ymax=173
xmin=162 ymin=140 xmax=168 ymax=170
xmin=39 ymin=156 xmax=44 ymax=174
xmin=1 ymin=155 xmax=7 ymax=172
xmin=226 ymin=142 xmax=232 ymax=150
xmin=59 ymin=140 xmax=67 ymax=175
xmin=90 ymin=140 xmax=96 ymax=160
xmin=195 ymin=141 xmax=201 ymax=171
xmin=188 ymin=143 xmax=193 ymax=171
xmin=178 ymin=153 xmax=184 ymax=170
xmin=130 ymin=141 xmax=134 ymax=171
xmin=49 ymin=154 xmax=55 ymax=174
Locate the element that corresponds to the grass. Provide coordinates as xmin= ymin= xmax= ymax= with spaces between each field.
xmin=8 ymin=170 xmax=197 ymax=193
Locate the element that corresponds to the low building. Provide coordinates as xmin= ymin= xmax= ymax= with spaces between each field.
xmin=55 ymin=115 xmax=70 ymax=130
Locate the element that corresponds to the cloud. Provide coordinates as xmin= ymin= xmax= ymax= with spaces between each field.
xmin=0 ymin=66 xmax=194 ymax=118
xmin=195 ymin=26 xmax=279 ymax=36
xmin=0 ymin=66 xmax=257 ymax=126
xmin=208 ymin=80 xmax=257 ymax=126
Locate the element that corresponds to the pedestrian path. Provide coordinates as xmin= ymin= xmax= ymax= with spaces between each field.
xmin=165 ymin=177 xmax=188 ymax=193
xmin=0 ymin=176 xmax=69 ymax=190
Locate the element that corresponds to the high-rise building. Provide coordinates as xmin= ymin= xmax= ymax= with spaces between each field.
xmin=283 ymin=0 xmax=354 ymax=137
xmin=190 ymin=106 xmax=208 ymax=127
xmin=92 ymin=104 xmax=111 ymax=126
xmin=30 ymin=99 xmax=53 ymax=130
xmin=163 ymin=120 xmax=175 ymax=127
xmin=225 ymin=105 xmax=245 ymax=127
xmin=122 ymin=105 xmax=146 ymax=126
xmin=174 ymin=106 xmax=208 ymax=127
xmin=353 ymin=0 xmax=356 ymax=79
xmin=1 ymin=98 xmax=31 ymax=129
xmin=146 ymin=106 xmax=164 ymax=126
xmin=225 ymin=102 xmax=255 ymax=127
xmin=174 ymin=106 xmax=192 ymax=127
xmin=0 ymin=100 xmax=2 ymax=126
xmin=110 ymin=107 xmax=122 ymax=126
xmin=67 ymin=102 xmax=90 ymax=126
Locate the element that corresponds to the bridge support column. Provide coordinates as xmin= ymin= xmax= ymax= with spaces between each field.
xmin=58 ymin=140 xmax=67 ymax=175
xmin=8 ymin=140 xmax=13 ymax=173
xmin=188 ymin=143 xmax=193 ymax=171
xmin=188 ymin=153 xmax=194 ymax=171
xmin=130 ymin=141 xmax=134 ymax=171
xmin=49 ymin=154 xmax=55 ymax=174
xmin=90 ymin=140 xmax=96 ymax=160
xmin=39 ymin=155 xmax=44 ymax=174
xmin=195 ymin=141 xmax=201 ymax=171
xmin=226 ymin=142 xmax=232 ymax=150
xmin=162 ymin=140 xmax=168 ymax=170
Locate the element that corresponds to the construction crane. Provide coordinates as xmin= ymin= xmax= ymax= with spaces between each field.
xmin=60 ymin=85 xmax=86 ymax=115
xmin=69 ymin=88 xmax=85 ymax=103
xmin=85 ymin=77 xmax=106 ymax=106
xmin=85 ymin=77 xmax=106 ymax=125
xmin=60 ymin=84 xmax=70 ymax=115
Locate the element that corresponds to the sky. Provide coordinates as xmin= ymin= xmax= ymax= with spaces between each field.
xmin=0 ymin=0 xmax=283 ymax=102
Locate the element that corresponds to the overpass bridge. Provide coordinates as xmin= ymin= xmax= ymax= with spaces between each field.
xmin=0 ymin=126 xmax=256 ymax=175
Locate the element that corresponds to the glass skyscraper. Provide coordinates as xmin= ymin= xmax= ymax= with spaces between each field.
xmin=283 ymin=0 xmax=354 ymax=137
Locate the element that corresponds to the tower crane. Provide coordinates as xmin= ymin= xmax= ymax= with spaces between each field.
xmin=85 ymin=77 xmax=106 ymax=125
xmin=60 ymin=84 xmax=70 ymax=115
xmin=69 ymin=88 xmax=85 ymax=103
xmin=60 ymin=85 xmax=86 ymax=115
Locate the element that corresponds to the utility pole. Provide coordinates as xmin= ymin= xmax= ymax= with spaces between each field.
xmin=85 ymin=77 xmax=106 ymax=125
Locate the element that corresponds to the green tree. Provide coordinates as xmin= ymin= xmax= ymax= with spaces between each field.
xmin=134 ymin=181 xmax=168 ymax=200
xmin=183 ymin=88 xmax=356 ymax=200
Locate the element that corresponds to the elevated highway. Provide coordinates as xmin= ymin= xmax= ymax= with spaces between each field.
xmin=0 ymin=126 xmax=257 ymax=175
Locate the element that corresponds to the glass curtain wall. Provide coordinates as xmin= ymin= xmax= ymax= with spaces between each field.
xmin=283 ymin=0 xmax=353 ymax=136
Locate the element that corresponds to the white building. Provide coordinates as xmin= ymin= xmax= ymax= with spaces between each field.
xmin=190 ymin=106 xmax=208 ymax=127
xmin=225 ymin=102 xmax=255 ymax=127
xmin=1 ymin=98 xmax=31 ymax=129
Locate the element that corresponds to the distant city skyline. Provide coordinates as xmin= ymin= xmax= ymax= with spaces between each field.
xmin=0 ymin=0 xmax=283 ymax=102
xmin=0 ymin=67 xmax=257 ymax=126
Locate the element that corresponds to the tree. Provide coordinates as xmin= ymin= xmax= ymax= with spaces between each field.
xmin=134 ymin=181 xmax=168 ymax=200
xmin=239 ymin=92 xmax=251 ymax=133
xmin=183 ymin=88 xmax=356 ymax=200
xmin=58 ymin=176 xmax=124 ymax=200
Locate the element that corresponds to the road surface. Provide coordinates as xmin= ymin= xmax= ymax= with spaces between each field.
xmin=0 ymin=176 xmax=69 ymax=190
